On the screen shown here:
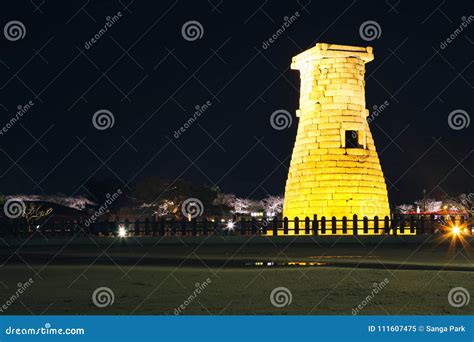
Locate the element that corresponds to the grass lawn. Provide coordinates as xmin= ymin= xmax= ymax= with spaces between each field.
xmin=1 ymin=241 xmax=473 ymax=315
xmin=1 ymin=264 xmax=473 ymax=315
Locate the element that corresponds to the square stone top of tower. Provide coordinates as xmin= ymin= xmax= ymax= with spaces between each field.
xmin=291 ymin=43 xmax=374 ymax=70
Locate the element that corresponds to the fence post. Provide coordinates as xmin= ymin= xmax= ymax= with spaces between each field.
xmin=181 ymin=219 xmax=187 ymax=236
xmin=374 ymin=216 xmax=379 ymax=234
xmin=293 ymin=217 xmax=299 ymax=235
xmin=114 ymin=219 xmax=119 ymax=237
xmin=384 ymin=216 xmax=390 ymax=234
xmin=132 ymin=219 xmax=139 ymax=236
xmin=392 ymin=216 xmax=399 ymax=235
xmin=312 ymin=215 xmax=318 ymax=235
xmin=430 ymin=214 xmax=435 ymax=234
xmin=251 ymin=218 xmax=258 ymax=235
xmin=57 ymin=220 xmax=63 ymax=237
xmin=202 ymin=218 xmax=208 ymax=236
xmin=192 ymin=218 xmax=197 ymax=236
xmin=305 ymin=217 xmax=310 ymax=235
xmin=5 ymin=218 xmax=12 ymax=238
xmin=69 ymin=220 xmax=75 ymax=236
xmin=410 ymin=216 xmax=415 ymax=234
xmin=419 ymin=216 xmax=425 ymax=235
xmin=213 ymin=219 xmax=219 ymax=236
xmin=0 ymin=218 xmax=5 ymax=239
xmin=90 ymin=221 xmax=98 ymax=237
xmin=262 ymin=218 xmax=268 ymax=235
xmin=342 ymin=216 xmax=348 ymax=234
xmin=63 ymin=219 xmax=70 ymax=236
xmin=68 ymin=220 xmax=74 ymax=236
xmin=125 ymin=219 xmax=130 ymax=236
xmin=352 ymin=214 xmax=358 ymax=235
xmin=170 ymin=218 xmax=176 ymax=236
xmin=321 ymin=216 xmax=326 ymax=235
xmin=391 ymin=216 xmax=398 ymax=235
xmin=272 ymin=217 xmax=278 ymax=236
xmin=461 ymin=216 xmax=469 ymax=235
xmin=99 ymin=219 xmax=106 ymax=237
xmin=105 ymin=220 xmax=111 ymax=237
xmin=159 ymin=218 xmax=165 ymax=236
xmin=240 ymin=218 xmax=247 ymax=236
xmin=283 ymin=217 xmax=289 ymax=235
xmin=152 ymin=217 xmax=158 ymax=236
xmin=54 ymin=219 xmax=60 ymax=238
xmin=332 ymin=216 xmax=337 ymax=235
xmin=144 ymin=218 xmax=150 ymax=236
xmin=363 ymin=217 xmax=368 ymax=234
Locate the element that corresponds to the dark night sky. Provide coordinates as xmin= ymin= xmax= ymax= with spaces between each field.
xmin=0 ymin=0 xmax=472 ymax=205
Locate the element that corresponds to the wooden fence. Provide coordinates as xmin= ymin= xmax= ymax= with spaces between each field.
xmin=0 ymin=214 xmax=468 ymax=238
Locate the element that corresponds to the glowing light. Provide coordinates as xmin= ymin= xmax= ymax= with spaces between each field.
xmin=118 ymin=225 xmax=127 ymax=238
xmin=436 ymin=221 xmax=469 ymax=251
xmin=226 ymin=221 xmax=235 ymax=230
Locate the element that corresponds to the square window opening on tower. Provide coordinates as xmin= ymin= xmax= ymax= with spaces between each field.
xmin=345 ymin=130 xmax=362 ymax=149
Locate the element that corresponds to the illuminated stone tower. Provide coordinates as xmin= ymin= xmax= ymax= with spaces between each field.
xmin=283 ymin=43 xmax=390 ymax=222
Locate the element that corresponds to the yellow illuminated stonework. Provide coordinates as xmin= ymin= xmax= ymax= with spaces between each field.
xmin=283 ymin=43 xmax=390 ymax=221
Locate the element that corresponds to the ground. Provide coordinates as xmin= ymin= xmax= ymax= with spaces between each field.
xmin=0 ymin=239 xmax=473 ymax=315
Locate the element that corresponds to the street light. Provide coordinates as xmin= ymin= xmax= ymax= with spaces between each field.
xmin=452 ymin=226 xmax=461 ymax=236
xmin=118 ymin=225 xmax=127 ymax=238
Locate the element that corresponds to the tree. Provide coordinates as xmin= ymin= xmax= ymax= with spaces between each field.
xmin=395 ymin=204 xmax=414 ymax=214
xmin=459 ymin=193 xmax=474 ymax=214
xmin=260 ymin=195 xmax=283 ymax=215
xmin=133 ymin=177 xmax=219 ymax=218
xmin=415 ymin=198 xmax=442 ymax=212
